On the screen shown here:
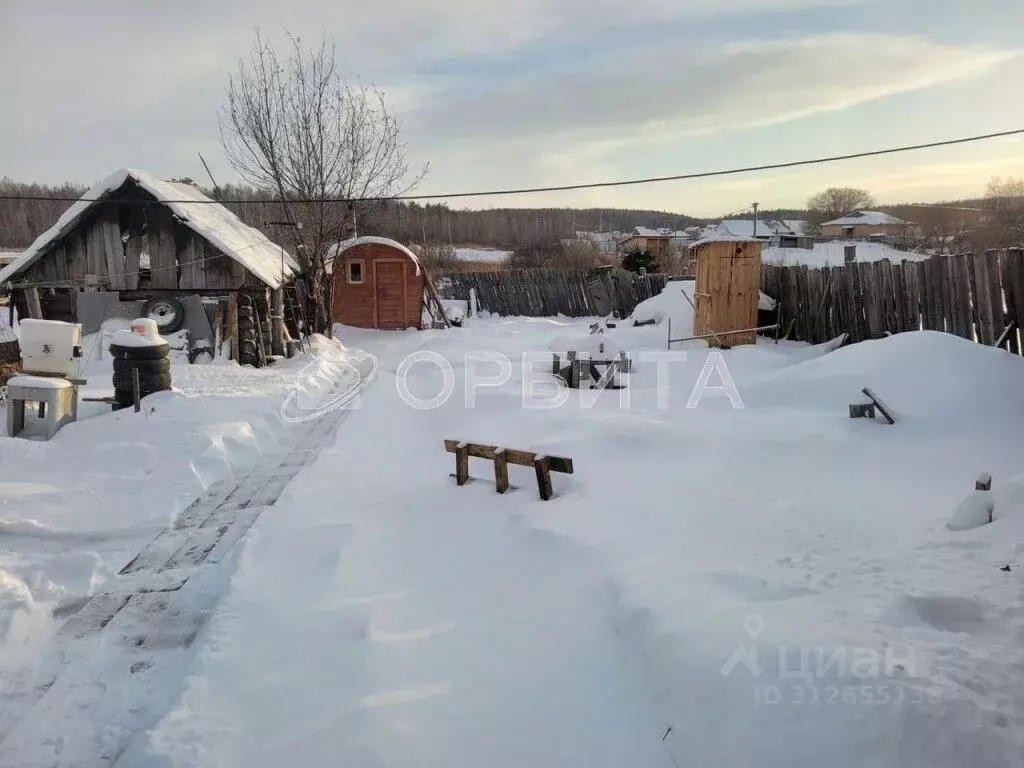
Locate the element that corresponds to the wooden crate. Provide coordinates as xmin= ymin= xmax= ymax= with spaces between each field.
xmin=692 ymin=239 xmax=763 ymax=347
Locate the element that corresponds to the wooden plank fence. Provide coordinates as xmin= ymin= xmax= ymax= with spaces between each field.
xmin=440 ymin=269 xmax=669 ymax=318
xmin=762 ymin=248 xmax=1024 ymax=351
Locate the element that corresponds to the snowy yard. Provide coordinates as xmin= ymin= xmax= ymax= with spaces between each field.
xmin=3 ymin=301 xmax=1024 ymax=765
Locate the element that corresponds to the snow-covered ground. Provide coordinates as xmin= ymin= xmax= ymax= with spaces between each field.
xmin=764 ymin=240 xmax=926 ymax=267
xmin=4 ymin=293 xmax=1024 ymax=766
xmin=454 ymin=247 xmax=510 ymax=265
xmin=0 ymin=330 xmax=355 ymax=760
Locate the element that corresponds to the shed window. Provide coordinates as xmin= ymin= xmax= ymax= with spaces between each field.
xmin=348 ymin=260 xmax=364 ymax=284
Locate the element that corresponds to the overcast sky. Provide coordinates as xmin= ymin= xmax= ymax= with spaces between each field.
xmin=2 ymin=0 xmax=1023 ymax=217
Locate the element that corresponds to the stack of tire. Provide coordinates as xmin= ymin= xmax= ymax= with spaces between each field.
xmin=0 ymin=326 xmax=21 ymax=386
xmin=237 ymin=304 xmax=261 ymax=367
xmin=109 ymin=320 xmax=172 ymax=410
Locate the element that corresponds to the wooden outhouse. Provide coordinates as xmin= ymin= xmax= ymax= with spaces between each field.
xmin=691 ymin=237 xmax=763 ymax=347
xmin=330 ymin=237 xmax=426 ymax=330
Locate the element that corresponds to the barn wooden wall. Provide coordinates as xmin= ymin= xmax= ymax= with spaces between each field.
xmin=18 ymin=197 xmax=251 ymax=292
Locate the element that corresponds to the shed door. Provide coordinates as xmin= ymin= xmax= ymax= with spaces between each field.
xmin=374 ymin=260 xmax=407 ymax=330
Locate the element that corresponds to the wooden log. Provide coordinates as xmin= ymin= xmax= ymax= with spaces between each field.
xmin=494 ymin=448 xmax=509 ymax=494
xmin=534 ymin=455 xmax=553 ymax=501
xmin=455 ymin=441 xmax=470 ymax=486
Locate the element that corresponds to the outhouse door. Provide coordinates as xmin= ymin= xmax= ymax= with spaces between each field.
xmin=693 ymin=241 xmax=762 ymax=347
xmin=374 ymin=260 xmax=407 ymax=330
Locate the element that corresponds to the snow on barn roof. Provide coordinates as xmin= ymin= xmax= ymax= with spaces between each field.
xmin=0 ymin=168 xmax=301 ymax=289
xmin=325 ymin=236 xmax=421 ymax=275
xmin=822 ymin=210 xmax=907 ymax=227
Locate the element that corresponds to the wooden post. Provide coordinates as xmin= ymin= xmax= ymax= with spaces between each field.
xmin=227 ymin=293 xmax=239 ymax=362
xmin=270 ymin=287 xmax=286 ymax=357
xmin=25 ymin=287 xmax=43 ymax=319
xmin=494 ymin=448 xmax=509 ymax=494
xmin=976 ymin=472 xmax=992 ymax=491
xmin=213 ymin=306 xmax=224 ymax=358
xmin=455 ymin=441 xmax=469 ymax=486
xmin=132 ymin=367 xmax=141 ymax=413
xmin=533 ymin=455 xmax=553 ymax=501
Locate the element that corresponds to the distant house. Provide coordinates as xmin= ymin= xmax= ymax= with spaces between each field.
xmin=619 ymin=226 xmax=675 ymax=263
xmin=820 ymin=211 xmax=910 ymax=240
xmin=703 ymin=219 xmax=813 ymax=249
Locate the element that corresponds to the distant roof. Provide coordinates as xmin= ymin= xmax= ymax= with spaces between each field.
xmin=822 ymin=211 xmax=906 ymax=227
xmin=718 ymin=219 xmax=807 ymax=239
xmin=325 ymin=236 xmax=421 ymax=275
xmin=632 ymin=226 xmax=672 ymax=238
xmin=0 ymin=168 xmax=300 ymax=288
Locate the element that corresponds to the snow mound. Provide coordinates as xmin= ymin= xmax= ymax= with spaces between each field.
xmin=947 ymin=490 xmax=994 ymax=531
xmin=630 ymin=280 xmax=695 ymax=338
xmin=630 ymin=280 xmax=775 ymax=342
xmin=753 ymin=331 xmax=1024 ymax=422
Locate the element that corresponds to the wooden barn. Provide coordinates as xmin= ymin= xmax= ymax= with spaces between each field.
xmin=329 ymin=236 xmax=433 ymax=330
xmin=0 ymin=168 xmax=301 ymax=365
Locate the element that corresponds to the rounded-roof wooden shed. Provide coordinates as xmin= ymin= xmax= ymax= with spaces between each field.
xmin=330 ymin=236 xmax=425 ymax=330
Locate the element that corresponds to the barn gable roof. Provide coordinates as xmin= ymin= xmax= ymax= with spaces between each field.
xmin=325 ymin=236 xmax=422 ymax=276
xmin=0 ymin=168 xmax=300 ymax=289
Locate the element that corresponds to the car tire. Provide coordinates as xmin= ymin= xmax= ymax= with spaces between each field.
xmin=143 ymin=297 xmax=186 ymax=335
xmin=112 ymin=357 xmax=171 ymax=376
xmin=108 ymin=341 xmax=171 ymax=361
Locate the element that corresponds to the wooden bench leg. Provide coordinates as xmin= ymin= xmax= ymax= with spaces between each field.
xmin=455 ymin=442 xmax=470 ymax=486
xmin=494 ymin=449 xmax=509 ymax=494
xmin=534 ymin=456 xmax=553 ymax=501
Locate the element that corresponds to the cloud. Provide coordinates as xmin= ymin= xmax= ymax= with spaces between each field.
xmin=411 ymin=34 xmax=1017 ymax=151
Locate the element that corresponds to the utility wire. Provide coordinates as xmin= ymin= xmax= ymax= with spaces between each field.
xmin=0 ymin=128 xmax=1021 ymax=205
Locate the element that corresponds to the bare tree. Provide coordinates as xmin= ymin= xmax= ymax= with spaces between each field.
xmin=220 ymin=30 xmax=427 ymax=332
xmin=806 ymin=187 xmax=874 ymax=229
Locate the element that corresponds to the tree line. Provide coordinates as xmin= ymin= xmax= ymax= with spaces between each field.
xmin=0 ymin=176 xmax=702 ymax=251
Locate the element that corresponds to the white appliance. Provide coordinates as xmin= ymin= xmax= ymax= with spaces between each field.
xmin=18 ymin=318 xmax=83 ymax=378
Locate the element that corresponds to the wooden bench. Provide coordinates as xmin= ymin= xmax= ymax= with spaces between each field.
xmin=444 ymin=440 xmax=574 ymax=501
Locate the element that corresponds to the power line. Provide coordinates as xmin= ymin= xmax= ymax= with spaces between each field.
xmin=1 ymin=128 xmax=1021 ymax=206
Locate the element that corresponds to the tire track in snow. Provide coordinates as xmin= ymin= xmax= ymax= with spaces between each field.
xmin=0 ymin=355 xmax=377 ymax=768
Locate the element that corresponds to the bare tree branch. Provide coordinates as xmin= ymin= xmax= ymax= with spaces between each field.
xmin=219 ymin=29 xmax=428 ymax=332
